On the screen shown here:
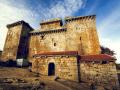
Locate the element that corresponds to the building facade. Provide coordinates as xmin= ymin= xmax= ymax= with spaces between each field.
xmin=1 ymin=15 xmax=119 ymax=88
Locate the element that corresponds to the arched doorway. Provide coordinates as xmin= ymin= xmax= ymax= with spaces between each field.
xmin=48 ymin=63 xmax=55 ymax=76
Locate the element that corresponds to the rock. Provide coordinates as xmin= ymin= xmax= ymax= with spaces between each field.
xmin=54 ymin=76 xmax=60 ymax=81
xmin=104 ymin=85 xmax=113 ymax=90
xmin=96 ymin=86 xmax=105 ymax=90
xmin=17 ymin=78 xmax=26 ymax=83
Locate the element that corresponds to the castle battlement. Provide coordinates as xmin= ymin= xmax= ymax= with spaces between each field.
xmin=39 ymin=15 xmax=96 ymax=31
xmin=40 ymin=18 xmax=62 ymax=25
xmin=7 ymin=20 xmax=33 ymax=30
xmin=40 ymin=18 xmax=63 ymax=31
xmin=65 ymin=15 xmax=96 ymax=22
xmin=30 ymin=28 xmax=67 ymax=35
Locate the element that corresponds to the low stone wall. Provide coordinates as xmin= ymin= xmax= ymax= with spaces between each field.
xmin=32 ymin=55 xmax=79 ymax=82
xmin=32 ymin=55 xmax=119 ymax=88
xmin=80 ymin=61 xmax=119 ymax=88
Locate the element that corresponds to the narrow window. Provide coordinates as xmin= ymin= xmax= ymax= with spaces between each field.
xmin=54 ymin=43 xmax=56 ymax=46
xmin=41 ymin=35 xmax=44 ymax=39
xmin=80 ymin=37 xmax=81 ymax=40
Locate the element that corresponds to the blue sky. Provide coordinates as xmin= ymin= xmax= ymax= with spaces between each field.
xmin=0 ymin=0 xmax=120 ymax=63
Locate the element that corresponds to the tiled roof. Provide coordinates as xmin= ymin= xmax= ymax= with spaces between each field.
xmin=33 ymin=51 xmax=115 ymax=61
xmin=80 ymin=54 xmax=116 ymax=61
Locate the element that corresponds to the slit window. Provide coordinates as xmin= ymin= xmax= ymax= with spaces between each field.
xmin=80 ymin=37 xmax=81 ymax=40
xmin=41 ymin=35 xmax=44 ymax=39
xmin=54 ymin=43 xmax=56 ymax=46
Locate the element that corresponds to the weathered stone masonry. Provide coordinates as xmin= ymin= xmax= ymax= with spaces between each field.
xmin=32 ymin=51 xmax=79 ymax=82
xmin=1 ymin=21 xmax=33 ymax=61
xmin=80 ymin=55 xmax=119 ymax=88
xmin=1 ymin=15 xmax=119 ymax=88
xmin=32 ymin=51 xmax=119 ymax=88
xmin=28 ymin=15 xmax=101 ymax=62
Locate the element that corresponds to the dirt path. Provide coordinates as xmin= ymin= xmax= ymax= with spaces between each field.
xmin=43 ymin=81 xmax=72 ymax=90
xmin=0 ymin=67 xmax=90 ymax=90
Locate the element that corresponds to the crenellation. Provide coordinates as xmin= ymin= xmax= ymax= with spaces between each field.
xmin=7 ymin=20 xmax=33 ymax=30
xmin=40 ymin=18 xmax=63 ymax=31
xmin=30 ymin=28 xmax=67 ymax=36
xmin=40 ymin=18 xmax=62 ymax=25
xmin=65 ymin=15 xmax=96 ymax=22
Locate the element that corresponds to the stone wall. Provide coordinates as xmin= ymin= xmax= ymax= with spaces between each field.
xmin=80 ymin=61 xmax=119 ymax=88
xmin=32 ymin=55 xmax=79 ymax=82
xmin=40 ymin=18 xmax=62 ymax=31
xmin=17 ymin=23 xmax=33 ymax=59
xmin=29 ymin=15 xmax=101 ymax=62
xmin=28 ymin=30 xmax=66 ymax=62
xmin=31 ymin=53 xmax=119 ymax=88
xmin=1 ymin=21 xmax=33 ymax=62
xmin=1 ymin=15 xmax=101 ymax=62
xmin=1 ymin=25 xmax=22 ymax=61
xmin=65 ymin=15 xmax=101 ymax=55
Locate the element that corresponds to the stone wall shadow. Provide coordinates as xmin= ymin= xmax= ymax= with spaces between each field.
xmin=77 ymin=55 xmax=81 ymax=82
xmin=0 ymin=59 xmax=16 ymax=67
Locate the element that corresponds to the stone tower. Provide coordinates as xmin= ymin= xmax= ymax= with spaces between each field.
xmin=1 ymin=21 xmax=33 ymax=62
xmin=65 ymin=15 xmax=101 ymax=55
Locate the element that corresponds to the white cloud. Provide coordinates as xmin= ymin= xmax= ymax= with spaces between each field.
xmin=99 ymin=38 xmax=120 ymax=63
xmin=0 ymin=1 xmax=39 ymax=50
xmin=40 ymin=0 xmax=84 ymax=20
xmin=97 ymin=6 xmax=120 ymax=63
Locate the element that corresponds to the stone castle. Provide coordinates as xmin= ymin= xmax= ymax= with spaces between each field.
xmin=1 ymin=15 xmax=119 ymax=88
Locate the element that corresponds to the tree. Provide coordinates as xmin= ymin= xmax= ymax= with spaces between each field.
xmin=100 ymin=46 xmax=115 ymax=56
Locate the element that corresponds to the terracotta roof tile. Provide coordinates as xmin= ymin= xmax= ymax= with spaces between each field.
xmin=33 ymin=51 xmax=115 ymax=61
xmin=80 ymin=54 xmax=116 ymax=61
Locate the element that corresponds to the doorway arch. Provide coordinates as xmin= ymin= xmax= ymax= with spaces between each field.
xmin=48 ymin=63 xmax=55 ymax=76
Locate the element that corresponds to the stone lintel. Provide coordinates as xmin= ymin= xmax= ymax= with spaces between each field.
xmin=7 ymin=20 xmax=33 ymax=30
xmin=65 ymin=15 xmax=96 ymax=22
